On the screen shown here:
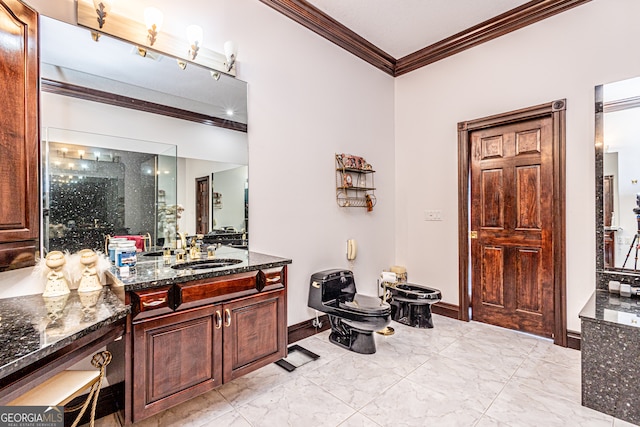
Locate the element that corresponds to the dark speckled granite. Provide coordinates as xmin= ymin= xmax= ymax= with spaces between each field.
xmin=0 ymin=288 xmax=129 ymax=382
xmin=108 ymin=246 xmax=292 ymax=292
xmin=580 ymin=290 xmax=640 ymax=424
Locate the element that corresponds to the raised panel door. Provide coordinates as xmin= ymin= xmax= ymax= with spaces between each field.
xmin=132 ymin=304 xmax=223 ymax=422
xmin=0 ymin=0 xmax=39 ymax=270
xmin=223 ymin=289 xmax=286 ymax=382
xmin=470 ymin=117 xmax=554 ymax=337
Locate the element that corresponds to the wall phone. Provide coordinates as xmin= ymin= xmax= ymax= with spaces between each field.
xmin=347 ymin=239 xmax=357 ymax=260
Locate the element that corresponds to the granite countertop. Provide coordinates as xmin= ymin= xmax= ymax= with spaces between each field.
xmin=0 ymin=287 xmax=129 ymax=382
xmin=579 ymin=289 xmax=640 ymax=329
xmin=108 ymin=246 xmax=292 ymax=292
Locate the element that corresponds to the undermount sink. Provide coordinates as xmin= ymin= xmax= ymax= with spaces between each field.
xmin=171 ymin=258 xmax=243 ymax=270
xmin=143 ymin=250 xmax=176 ymax=257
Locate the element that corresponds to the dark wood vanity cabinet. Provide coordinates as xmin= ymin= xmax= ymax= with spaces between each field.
xmin=128 ymin=267 xmax=287 ymax=423
xmin=0 ymin=0 xmax=40 ymax=271
xmin=132 ymin=304 xmax=223 ymax=421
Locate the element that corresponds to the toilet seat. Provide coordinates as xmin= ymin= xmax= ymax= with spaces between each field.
xmin=339 ymin=294 xmax=390 ymax=315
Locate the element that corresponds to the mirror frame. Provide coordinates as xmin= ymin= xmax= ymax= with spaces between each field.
xmin=595 ymin=84 xmax=640 ymax=288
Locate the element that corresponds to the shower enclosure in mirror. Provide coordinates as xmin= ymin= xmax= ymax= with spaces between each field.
xmin=42 ymin=128 xmax=177 ymax=254
xmin=596 ymin=76 xmax=640 ymax=287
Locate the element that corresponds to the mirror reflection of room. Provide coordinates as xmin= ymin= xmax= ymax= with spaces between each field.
xmin=602 ymin=76 xmax=640 ymax=269
xmin=43 ymin=129 xmax=177 ymax=253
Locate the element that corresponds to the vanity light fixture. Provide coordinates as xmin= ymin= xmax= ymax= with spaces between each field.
xmin=92 ymin=0 xmax=114 ymax=29
xmin=186 ymin=25 xmax=203 ymax=60
xmin=78 ymin=149 xmax=85 ymax=159
xmin=224 ymin=40 xmax=238 ymax=72
xmin=225 ymin=109 xmax=234 ymax=117
xmin=78 ymin=1 xmax=238 ymax=77
xmin=144 ymin=7 xmax=163 ymax=46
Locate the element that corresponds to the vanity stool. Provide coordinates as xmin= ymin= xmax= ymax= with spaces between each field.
xmin=9 ymin=351 xmax=112 ymax=427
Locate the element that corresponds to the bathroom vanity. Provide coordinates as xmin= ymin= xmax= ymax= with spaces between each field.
xmin=580 ymin=290 xmax=640 ymax=424
xmin=0 ymin=288 xmax=129 ymax=403
xmin=107 ymin=247 xmax=291 ymax=424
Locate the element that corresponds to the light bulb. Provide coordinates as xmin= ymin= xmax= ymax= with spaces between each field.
xmin=186 ymin=25 xmax=203 ymax=60
xmin=224 ymin=40 xmax=238 ymax=70
xmin=144 ymin=7 xmax=163 ymax=46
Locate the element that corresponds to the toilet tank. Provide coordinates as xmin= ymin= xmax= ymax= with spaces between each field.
xmin=309 ymin=269 xmax=356 ymax=309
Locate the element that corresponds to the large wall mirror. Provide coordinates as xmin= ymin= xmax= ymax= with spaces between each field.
xmin=39 ymin=16 xmax=249 ymax=253
xmin=596 ymin=76 xmax=640 ymax=287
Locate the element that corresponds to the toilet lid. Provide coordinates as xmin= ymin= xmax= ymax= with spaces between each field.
xmin=339 ymin=294 xmax=390 ymax=314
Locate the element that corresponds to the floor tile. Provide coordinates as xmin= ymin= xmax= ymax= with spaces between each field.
xmin=236 ymin=376 xmax=355 ymax=427
xmin=484 ymin=382 xmax=612 ymax=427
xmin=154 ymin=389 xmax=233 ymax=427
xmin=511 ymin=356 xmax=581 ymax=404
xmin=338 ymin=412 xmax=382 ymax=427
xmin=361 ymin=378 xmax=484 ymax=427
xmin=407 ymin=353 xmax=507 ymax=411
xmin=438 ymin=337 xmax=526 ymax=380
xmin=218 ymin=362 xmax=294 ymax=407
xmin=303 ymin=352 xmax=403 ymax=409
xmin=527 ymin=339 xmax=581 ymax=368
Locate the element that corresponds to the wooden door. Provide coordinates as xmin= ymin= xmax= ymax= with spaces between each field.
xmin=195 ymin=176 xmax=209 ymax=234
xmin=0 ymin=0 xmax=39 ymax=270
xmin=223 ymin=289 xmax=286 ymax=383
xmin=132 ymin=304 xmax=222 ymax=422
xmin=603 ymin=175 xmax=614 ymax=227
xmin=470 ymin=117 xmax=554 ymax=338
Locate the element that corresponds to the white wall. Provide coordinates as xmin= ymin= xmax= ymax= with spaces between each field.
xmin=5 ymin=0 xmax=396 ymax=326
xmin=394 ymin=0 xmax=640 ymax=332
xmin=213 ymin=166 xmax=247 ymax=232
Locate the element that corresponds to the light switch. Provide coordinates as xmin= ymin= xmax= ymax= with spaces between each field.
xmin=424 ymin=210 xmax=443 ymax=221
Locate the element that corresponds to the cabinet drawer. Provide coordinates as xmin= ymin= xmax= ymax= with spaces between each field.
xmin=175 ymin=271 xmax=259 ymax=310
xmin=258 ymin=267 xmax=285 ymax=291
xmin=131 ymin=286 xmax=173 ymax=320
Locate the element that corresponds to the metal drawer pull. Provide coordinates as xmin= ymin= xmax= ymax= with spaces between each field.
xmin=142 ymin=298 xmax=166 ymax=307
xmin=224 ymin=309 xmax=231 ymax=327
xmin=266 ymin=276 xmax=281 ymax=283
xmin=215 ymin=310 xmax=222 ymax=329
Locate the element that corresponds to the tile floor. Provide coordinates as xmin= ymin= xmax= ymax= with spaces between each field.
xmin=90 ymin=315 xmax=637 ymax=426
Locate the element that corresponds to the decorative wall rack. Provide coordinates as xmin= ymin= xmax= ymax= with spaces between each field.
xmin=335 ymin=153 xmax=376 ymax=211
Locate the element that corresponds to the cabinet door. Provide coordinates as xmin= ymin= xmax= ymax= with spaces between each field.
xmin=223 ymin=289 xmax=287 ymax=382
xmin=132 ymin=304 xmax=223 ymax=422
xmin=0 ymin=0 xmax=39 ymax=270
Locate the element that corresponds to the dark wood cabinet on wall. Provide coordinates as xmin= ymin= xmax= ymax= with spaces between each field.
xmin=0 ymin=0 xmax=39 ymax=271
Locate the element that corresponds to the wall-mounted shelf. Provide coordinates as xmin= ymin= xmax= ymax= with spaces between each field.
xmin=335 ymin=154 xmax=376 ymax=210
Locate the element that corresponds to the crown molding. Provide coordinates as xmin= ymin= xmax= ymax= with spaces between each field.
xmin=395 ymin=0 xmax=592 ymax=76
xmin=257 ymin=0 xmax=396 ymax=76
xmin=259 ymin=0 xmax=591 ymax=77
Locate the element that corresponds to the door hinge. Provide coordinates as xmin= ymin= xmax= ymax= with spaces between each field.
xmin=470 ymin=231 xmax=478 ymax=239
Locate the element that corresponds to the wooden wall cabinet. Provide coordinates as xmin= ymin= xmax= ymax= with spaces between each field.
xmin=0 ymin=0 xmax=40 ymax=271
xmin=128 ymin=267 xmax=287 ymax=423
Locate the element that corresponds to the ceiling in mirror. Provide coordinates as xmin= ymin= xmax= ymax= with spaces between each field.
xmin=40 ymin=16 xmax=247 ymax=126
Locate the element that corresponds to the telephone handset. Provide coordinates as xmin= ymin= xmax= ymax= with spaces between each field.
xmin=347 ymin=239 xmax=357 ymax=260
